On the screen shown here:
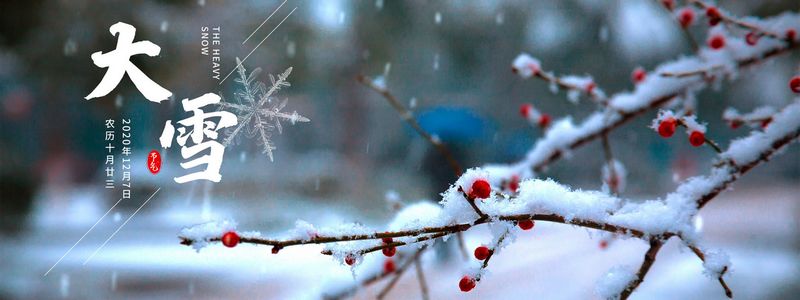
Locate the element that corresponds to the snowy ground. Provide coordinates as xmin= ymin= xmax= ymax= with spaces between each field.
xmin=1 ymin=182 xmax=798 ymax=299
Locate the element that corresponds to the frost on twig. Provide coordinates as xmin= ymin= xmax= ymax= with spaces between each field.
xmin=217 ymin=57 xmax=310 ymax=161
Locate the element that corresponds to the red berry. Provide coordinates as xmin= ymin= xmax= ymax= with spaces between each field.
xmin=382 ymin=236 xmax=393 ymax=244
xmin=586 ymin=81 xmax=596 ymax=93
xmin=689 ymin=131 xmax=705 ymax=147
xmin=787 ymin=29 xmax=797 ymax=42
xmin=661 ymin=0 xmax=674 ymax=11
xmin=538 ymin=113 xmax=551 ymax=127
xmin=382 ymin=246 xmax=397 ymax=257
xmin=745 ymin=32 xmax=759 ymax=46
xmin=706 ymin=7 xmax=722 ymax=26
xmin=509 ymin=175 xmax=520 ymax=192
xmin=221 ymin=231 xmax=240 ymax=248
xmin=383 ymin=258 xmax=396 ymax=273
xmin=599 ymin=240 xmax=608 ymax=250
xmin=459 ymin=276 xmax=476 ymax=292
xmin=474 ymin=246 xmax=491 ymax=260
xmin=658 ymin=118 xmax=677 ymax=138
xmin=790 ymin=76 xmax=800 ymax=93
xmin=345 ymin=254 xmax=356 ymax=266
xmin=519 ymin=103 xmax=532 ymax=118
xmin=271 ymin=246 xmax=280 ymax=254
xmin=729 ymin=120 xmax=741 ymax=129
xmin=679 ymin=8 xmax=695 ymax=28
xmin=708 ymin=34 xmax=725 ymax=50
xmin=469 ymin=179 xmax=491 ymax=199
xmin=631 ymin=67 xmax=646 ymax=84
xmin=518 ymin=220 xmax=535 ymax=230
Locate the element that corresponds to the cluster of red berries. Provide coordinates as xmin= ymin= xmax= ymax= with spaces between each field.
xmin=221 ymin=231 xmax=240 ymax=248
xmin=459 ymin=177 xmax=533 ymax=292
xmin=657 ymin=117 xmax=706 ymax=147
xmin=519 ymin=103 xmax=551 ymax=128
xmin=790 ymin=76 xmax=800 ymax=94
xmin=382 ymin=236 xmax=396 ymax=257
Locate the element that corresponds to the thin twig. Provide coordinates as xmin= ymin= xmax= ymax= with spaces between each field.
xmin=456 ymin=231 xmax=469 ymax=260
xmin=675 ymin=118 xmax=722 ymax=153
xmin=698 ymin=125 xmax=800 ymax=209
xmin=476 ymin=229 xmax=510 ymax=281
xmin=620 ymin=238 xmax=665 ymax=300
xmin=458 ymin=186 xmax=489 ymax=220
xmin=601 ymin=133 xmax=620 ymax=195
xmin=660 ymin=65 xmax=724 ymax=78
xmin=687 ymin=244 xmax=734 ymax=298
xmin=320 ymin=232 xmax=448 ymax=256
xmin=688 ymin=0 xmax=783 ymax=40
xmin=357 ymin=75 xmax=463 ymax=177
xmin=358 ymin=74 xmax=472 ymax=261
xmin=414 ymin=257 xmax=430 ymax=300
xmin=657 ymin=0 xmax=699 ymax=52
xmin=376 ymin=247 xmax=426 ymax=299
xmin=181 ymin=213 xmax=654 ymax=249
xmin=532 ymin=41 xmax=797 ymax=173
xmin=531 ymin=68 xmax=608 ymax=105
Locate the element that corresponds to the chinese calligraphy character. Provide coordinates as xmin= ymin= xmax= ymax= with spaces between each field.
xmin=159 ymin=93 xmax=237 ymax=183
xmin=85 ymin=22 xmax=172 ymax=102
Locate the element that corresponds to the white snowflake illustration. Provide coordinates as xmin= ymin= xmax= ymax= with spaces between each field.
xmin=217 ymin=57 xmax=310 ymax=161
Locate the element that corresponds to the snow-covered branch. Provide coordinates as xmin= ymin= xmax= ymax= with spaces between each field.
xmin=501 ymin=18 xmax=798 ymax=181
xmin=180 ymin=5 xmax=800 ymax=299
xmin=180 ymin=99 xmax=800 ymax=298
xmin=512 ymin=54 xmax=607 ymax=105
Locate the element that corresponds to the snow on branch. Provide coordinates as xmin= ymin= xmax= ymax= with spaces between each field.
xmin=180 ymin=5 xmax=800 ymax=299
xmin=180 ymin=99 xmax=800 ymax=298
xmin=497 ymin=11 xmax=799 ymax=186
xmin=512 ymin=53 xmax=607 ymax=104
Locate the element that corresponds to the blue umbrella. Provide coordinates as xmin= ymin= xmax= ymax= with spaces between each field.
xmin=413 ymin=107 xmax=492 ymax=145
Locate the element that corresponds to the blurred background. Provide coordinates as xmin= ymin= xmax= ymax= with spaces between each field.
xmin=0 ymin=0 xmax=798 ymax=299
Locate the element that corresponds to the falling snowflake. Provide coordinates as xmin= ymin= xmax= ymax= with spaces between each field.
xmin=217 ymin=57 xmax=310 ymax=161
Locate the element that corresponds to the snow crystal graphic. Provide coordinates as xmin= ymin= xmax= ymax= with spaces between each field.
xmin=217 ymin=57 xmax=310 ymax=161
